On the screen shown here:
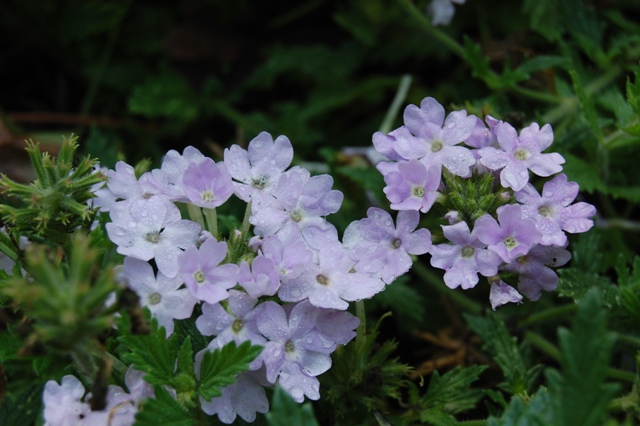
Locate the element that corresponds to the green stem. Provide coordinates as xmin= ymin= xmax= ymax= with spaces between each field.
xmin=187 ymin=204 xmax=205 ymax=229
xmin=204 ymin=207 xmax=218 ymax=239
xmin=379 ymin=74 xmax=413 ymax=134
xmin=615 ymin=333 xmax=640 ymax=347
xmin=608 ymin=388 xmax=639 ymax=412
xmin=71 ymin=345 xmax=98 ymax=380
xmin=241 ymin=202 xmax=252 ymax=240
xmin=412 ymin=261 xmax=483 ymax=314
xmin=396 ymin=0 xmax=465 ymax=57
xmin=356 ymin=300 xmax=367 ymax=347
xmin=517 ymin=304 xmax=576 ymax=327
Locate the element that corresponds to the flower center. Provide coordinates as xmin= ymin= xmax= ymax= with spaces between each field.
xmin=413 ymin=186 xmax=426 ymax=198
xmin=517 ymin=255 xmax=529 ymax=264
xmin=538 ymin=205 xmax=552 ymax=217
xmin=285 ymin=341 xmax=295 ymax=353
xmin=514 ymin=148 xmax=530 ymax=161
xmin=252 ymin=176 xmax=268 ymax=189
xmin=148 ymin=293 xmax=162 ymax=305
xmin=232 ymin=319 xmax=243 ymax=333
xmin=461 ymin=246 xmax=475 ymax=258
xmin=316 ymin=274 xmax=329 ymax=285
xmin=194 ymin=271 xmax=205 ymax=285
xmin=290 ymin=211 xmax=302 ymax=222
xmin=145 ymin=232 xmax=161 ymax=243
xmin=504 ymin=236 xmax=518 ymax=250
xmin=201 ymin=191 xmax=214 ymax=202
xmin=391 ymin=238 xmax=402 ymax=249
xmin=431 ymin=141 xmax=443 ymax=152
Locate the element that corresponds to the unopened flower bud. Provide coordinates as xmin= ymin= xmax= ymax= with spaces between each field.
xmin=444 ymin=210 xmax=461 ymax=224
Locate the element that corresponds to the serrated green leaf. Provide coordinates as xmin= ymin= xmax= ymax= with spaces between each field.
xmin=418 ymin=408 xmax=456 ymax=426
xmin=134 ymin=386 xmax=194 ymax=426
xmin=464 ymin=313 xmax=529 ymax=395
xmin=198 ymin=341 xmax=263 ymax=401
xmin=265 ymin=386 xmax=319 ymax=426
xmin=0 ymin=382 xmax=44 ymax=426
xmin=176 ymin=336 xmax=194 ymax=378
xmin=545 ymin=290 xmax=619 ymax=426
xmin=420 ymin=365 xmax=487 ymax=415
xmin=516 ymin=55 xmax=569 ymax=74
xmin=523 ymin=0 xmax=562 ymax=41
xmin=557 ymin=268 xmax=618 ymax=306
xmin=119 ymin=315 xmax=180 ymax=386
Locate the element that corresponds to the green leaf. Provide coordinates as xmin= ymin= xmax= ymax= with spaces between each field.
xmin=119 ymin=315 xmax=180 ymax=386
xmin=134 ymin=386 xmax=194 ymax=426
xmin=523 ymin=0 xmax=562 ymax=41
xmin=545 ymin=290 xmax=619 ymax=426
xmin=417 ymin=365 xmax=487 ymax=415
xmin=557 ymin=268 xmax=618 ymax=306
xmin=487 ymin=389 xmax=553 ymax=426
xmin=197 ymin=341 xmax=263 ymax=401
xmin=368 ymin=276 xmax=426 ymax=325
xmin=561 ymin=154 xmax=605 ymax=194
xmin=0 ymin=382 xmax=44 ymax=426
xmin=464 ymin=313 xmax=531 ymax=395
xmin=461 ymin=37 xmax=498 ymax=89
xmin=516 ymin=55 xmax=570 ymax=74
xmin=265 ymin=386 xmax=319 ymax=426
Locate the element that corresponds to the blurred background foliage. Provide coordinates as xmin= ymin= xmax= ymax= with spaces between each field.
xmin=2 ymin=0 xmax=640 ymax=423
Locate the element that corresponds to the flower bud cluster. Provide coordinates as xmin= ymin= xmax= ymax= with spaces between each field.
xmin=373 ymin=97 xmax=596 ymax=309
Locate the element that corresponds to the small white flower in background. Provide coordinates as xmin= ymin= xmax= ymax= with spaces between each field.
xmin=428 ymin=0 xmax=467 ymax=26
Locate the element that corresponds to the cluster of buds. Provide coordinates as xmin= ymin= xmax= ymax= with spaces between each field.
xmin=373 ymin=97 xmax=596 ymax=309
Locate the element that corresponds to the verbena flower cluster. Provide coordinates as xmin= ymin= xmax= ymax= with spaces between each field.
xmin=39 ymin=96 xmax=595 ymax=424
xmin=41 ymin=131 xmax=430 ymax=425
xmin=373 ymin=97 xmax=596 ymax=309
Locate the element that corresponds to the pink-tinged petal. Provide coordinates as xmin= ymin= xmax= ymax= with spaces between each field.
xmin=309 ymin=286 xmax=349 ymax=310
xmin=478 ymin=147 xmax=509 ymax=170
xmin=278 ymin=363 xmax=320 ymax=402
xmin=500 ymin=161 xmax=530 ymax=191
xmin=337 ymin=273 xmax=385 ymax=302
xmin=261 ymin=341 xmax=286 ymax=384
xmin=257 ymin=302 xmax=290 ymax=341
xmin=495 ymin=121 xmax=519 ymax=153
xmin=442 ymin=112 xmax=477 ymax=145
xmin=372 ymin=131 xmax=405 ymax=162
xmin=443 ymin=266 xmax=477 ymax=289
xmin=442 ymin=221 xmax=471 ymax=246
xmin=162 ymin=220 xmax=202 ymax=248
xmin=473 ymin=214 xmax=504 ymax=245
xmin=395 ymin=210 xmax=419 ymax=235
xmin=561 ymin=202 xmax=596 ymax=233
xmin=224 ymin=144 xmax=251 ymax=182
xmin=404 ymin=98 xmax=445 ymax=135
xmin=279 ymin=271 xmax=315 ymax=302
xmin=155 ymin=245 xmax=183 ymax=278
xmin=525 ymin=153 xmax=565 ymax=177
xmin=542 ymin=174 xmax=578 ymax=206
xmin=298 ymin=348 xmax=332 ymax=376
xmin=441 ymin=145 xmax=476 ymax=177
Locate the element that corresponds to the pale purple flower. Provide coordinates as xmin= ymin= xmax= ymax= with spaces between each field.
xmin=143 ymin=146 xmax=206 ymax=202
xmin=402 ymin=97 xmax=477 ymax=176
xmin=106 ymin=161 xmax=154 ymax=201
xmin=503 ymin=244 xmax=571 ymax=301
xmin=238 ymin=255 xmax=281 ymax=298
xmin=178 ymin=238 xmax=238 ymax=304
xmin=382 ymin=159 xmax=441 ymax=213
xmin=224 ymin=132 xmax=294 ymax=203
xmin=250 ymin=167 xmax=343 ymax=249
xmin=478 ymin=121 xmax=565 ymax=191
xmin=82 ymin=385 xmax=138 ymax=426
xmin=182 ymin=158 xmax=234 ymax=208
xmin=490 ymin=280 xmax=523 ymax=310
xmin=89 ymin=165 xmax=117 ymax=212
xmin=43 ymin=375 xmax=87 ymax=426
xmin=346 ymin=208 xmax=432 ymax=284
xmin=260 ymin=235 xmax=313 ymax=282
xmin=515 ymin=173 xmax=596 ymax=246
xmin=106 ymin=196 xmax=201 ymax=277
xmin=256 ymin=301 xmax=333 ymax=402
xmin=474 ymin=204 xmax=542 ymax=263
xmin=430 ymin=221 xmax=502 ymax=289
xmin=199 ymin=370 xmax=269 ymax=424
xmin=371 ymin=127 xmax=412 ymax=162
xmin=279 ymin=241 xmax=385 ymax=310
xmin=120 ymin=256 xmax=197 ymax=336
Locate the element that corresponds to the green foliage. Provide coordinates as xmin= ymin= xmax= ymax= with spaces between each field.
xmin=266 ymin=386 xmax=319 ymax=426
xmin=487 ymin=389 xmax=553 ymax=426
xmin=404 ymin=365 xmax=487 ymax=424
xmin=198 ymin=341 xmax=263 ymax=401
xmin=368 ymin=276 xmax=426 ymax=326
xmin=134 ymin=386 xmax=194 ymax=426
